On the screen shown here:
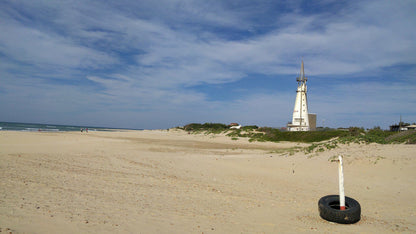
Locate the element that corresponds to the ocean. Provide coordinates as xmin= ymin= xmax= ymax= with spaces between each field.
xmin=0 ymin=121 xmax=123 ymax=132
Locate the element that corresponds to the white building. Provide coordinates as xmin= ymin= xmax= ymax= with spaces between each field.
xmin=287 ymin=60 xmax=315 ymax=131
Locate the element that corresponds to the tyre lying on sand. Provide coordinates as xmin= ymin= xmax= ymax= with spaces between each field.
xmin=318 ymin=195 xmax=361 ymax=224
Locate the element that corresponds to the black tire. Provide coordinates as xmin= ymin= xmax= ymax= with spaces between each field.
xmin=318 ymin=195 xmax=361 ymax=224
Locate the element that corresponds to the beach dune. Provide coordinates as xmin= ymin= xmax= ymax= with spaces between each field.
xmin=1 ymin=130 xmax=415 ymax=233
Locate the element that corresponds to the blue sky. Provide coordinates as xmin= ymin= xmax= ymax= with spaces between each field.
xmin=1 ymin=0 xmax=415 ymax=129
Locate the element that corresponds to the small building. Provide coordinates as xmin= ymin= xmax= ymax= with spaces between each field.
xmin=390 ymin=124 xmax=400 ymax=131
xmin=390 ymin=123 xmax=415 ymax=131
xmin=308 ymin=113 xmax=317 ymax=131
xmin=229 ymin=123 xmax=241 ymax=129
xmin=407 ymin=125 xmax=416 ymax=130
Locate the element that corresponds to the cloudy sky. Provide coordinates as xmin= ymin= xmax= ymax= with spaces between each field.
xmin=1 ymin=0 xmax=415 ymax=129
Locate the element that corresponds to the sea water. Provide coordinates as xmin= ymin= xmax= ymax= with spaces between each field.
xmin=0 ymin=122 xmax=120 ymax=132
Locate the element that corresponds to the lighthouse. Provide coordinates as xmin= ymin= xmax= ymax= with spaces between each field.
xmin=287 ymin=60 xmax=315 ymax=131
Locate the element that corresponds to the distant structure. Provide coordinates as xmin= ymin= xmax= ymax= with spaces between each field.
xmin=390 ymin=123 xmax=416 ymax=131
xmin=229 ymin=123 xmax=241 ymax=129
xmin=287 ymin=60 xmax=316 ymax=131
xmin=308 ymin=113 xmax=317 ymax=131
xmin=390 ymin=116 xmax=416 ymax=131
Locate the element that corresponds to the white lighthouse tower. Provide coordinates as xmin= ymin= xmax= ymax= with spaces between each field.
xmin=288 ymin=60 xmax=310 ymax=131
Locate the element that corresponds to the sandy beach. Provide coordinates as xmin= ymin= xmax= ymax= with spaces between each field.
xmin=1 ymin=130 xmax=415 ymax=233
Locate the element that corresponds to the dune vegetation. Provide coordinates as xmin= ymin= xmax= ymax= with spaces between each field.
xmin=179 ymin=123 xmax=416 ymax=145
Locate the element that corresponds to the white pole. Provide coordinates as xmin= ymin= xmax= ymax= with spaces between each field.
xmin=338 ymin=155 xmax=346 ymax=210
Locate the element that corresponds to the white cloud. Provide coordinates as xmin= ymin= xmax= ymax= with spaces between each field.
xmin=0 ymin=19 xmax=116 ymax=71
xmin=0 ymin=0 xmax=415 ymax=129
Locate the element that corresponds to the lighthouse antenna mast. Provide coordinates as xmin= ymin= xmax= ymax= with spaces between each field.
xmin=296 ymin=60 xmax=307 ymax=128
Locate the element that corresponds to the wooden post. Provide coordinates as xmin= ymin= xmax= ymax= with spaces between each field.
xmin=338 ymin=155 xmax=346 ymax=210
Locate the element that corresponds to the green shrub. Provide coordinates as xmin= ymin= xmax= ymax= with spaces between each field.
xmin=183 ymin=123 xmax=228 ymax=134
xmin=182 ymin=124 xmax=416 ymax=145
xmin=385 ymin=130 xmax=416 ymax=144
xmin=248 ymin=128 xmax=348 ymax=143
xmin=348 ymin=127 xmax=365 ymax=136
xmin=242 ymin=125 xmax=259 ymax=131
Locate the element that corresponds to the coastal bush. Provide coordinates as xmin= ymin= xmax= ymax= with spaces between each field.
xmin=225 ymin=127 xmax=350 ymax=143
xmin=242 ymin=125 xmax=259 ymax=131
xmin=226 ymin=130 xmax=240 ymax=137
xmin=348 ymin=127 xmax=365 ymax=136
xmin=183 ymin=123 xmax=229 ymax=134
xmin=336 ymin=128 xmax=395 ymax=144
xmin=182 ymin=124 xmax=416 ymax=145
xmin=385 ymin=130 xmax=416 ymax=144
xmin=360 ymin=129 xmax=393 ymax=144
xmin=250 ymin=128 xmax=348 ymax=143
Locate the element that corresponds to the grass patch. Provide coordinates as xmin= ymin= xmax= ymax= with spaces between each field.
xmin=178 ymin=124 xmax=416 ymax=155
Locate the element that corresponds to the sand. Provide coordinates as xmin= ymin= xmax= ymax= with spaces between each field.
xmin=1 ymin=129 xmax=415 ymax=233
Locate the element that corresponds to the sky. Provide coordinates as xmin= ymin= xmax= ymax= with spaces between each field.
xmin=0 ymin=0 xmax=415 ymax=129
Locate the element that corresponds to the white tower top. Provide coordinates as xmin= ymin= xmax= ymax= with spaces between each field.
xmin=288 ymin=60 xmax=310 ymax=131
